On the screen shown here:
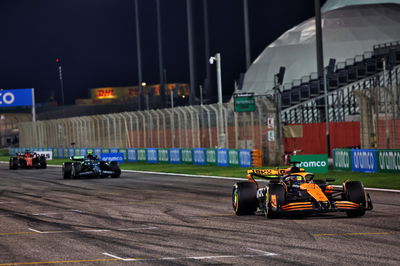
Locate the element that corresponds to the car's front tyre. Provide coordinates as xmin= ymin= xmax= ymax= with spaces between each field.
xmin=344 ymin=181 xmax=366 ymax=217
xmin=63 ymin=163 xmax=72 ymax=179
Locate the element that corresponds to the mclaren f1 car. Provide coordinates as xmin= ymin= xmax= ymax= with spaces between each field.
xmin=9 ymin=151 xmax=47 ymax=169
xmin=62 ymin=154 xmax=121 ymax=179
xmin=232 ymin=162 xmax=373 ymax=218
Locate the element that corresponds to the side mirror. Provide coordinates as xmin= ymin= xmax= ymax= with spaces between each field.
xmin=326 ymin=178 xmax=335 ymax=182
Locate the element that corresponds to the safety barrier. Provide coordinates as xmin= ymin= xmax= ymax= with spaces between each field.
xmin=333 ymin=148 xmax=400 ymax=173
xmin=9 ymin=147 xmax=253 ymax=168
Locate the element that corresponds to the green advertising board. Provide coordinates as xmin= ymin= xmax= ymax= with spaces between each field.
xmin=137 ymin=149 xmax=147 ymax=162
xmin=52 ymin=148 xmax=58 ymax=158
xmin=228 ymin=149 xmax=239 ymax=167
xmin=118 ymin=149 xmax=127 ymax=160
xmin=181 ymin=149 xmax=193 ymax=164
xmin=333 ymin=149 xmax=352 ymax=171
xmin=158 ymin=149 xmax=169 ymax=163
xmin=206 ymin=149 xmax=217 ymax=165
xmin=291 ymin=154 xmax=328 ymax=173
xmin=101 ymin=148 xmax=110 ymax=154
xmin=377 ymin=149 xmax=400 ymax=173
xmin=234 ymin=94 xmax=256 ymax=112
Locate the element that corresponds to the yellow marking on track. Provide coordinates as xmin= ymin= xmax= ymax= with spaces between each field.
xmin=314 ymin=231 xmax=400 ymax=236
xmin=0 ymin=258 xmax=122 ymax=265
xmin=0 ymin=232 xmax=37 ymax=236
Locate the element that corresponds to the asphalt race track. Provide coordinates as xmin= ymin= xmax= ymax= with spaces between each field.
xmin=0 ymin=165 xmax=399 ymax=265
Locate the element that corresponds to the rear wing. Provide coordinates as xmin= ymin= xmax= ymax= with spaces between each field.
xmin=70 ymin=156 xmax=85 ymax=161
xmin=247 ymin=168 xmax=287 ymax=176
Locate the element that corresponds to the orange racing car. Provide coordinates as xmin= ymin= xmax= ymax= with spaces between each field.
xmin=232 ymin=162 xmax=373 ymax=218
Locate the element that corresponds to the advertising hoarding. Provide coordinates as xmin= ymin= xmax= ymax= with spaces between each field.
xmin=333 ymin=149 xmax=352 ymax=171
xmin=147 ymin=148 xmax=158 ymax=163
xmin=351 ymin=149 xmax=377 ymax=173
xmin=291 ymin=154 xmax=328 ymax=173
xmin=0 ymin=89 xmax=33 ymax=107
xmin=217 ymin=149 xmax=229 ymax=167
xmin=193 ymin=148 xmax=206 ymax=165
xmin=377 ymin=149 xmax=400 ymax=173
xmin=169 ymin=148 xmax=181 ymax=164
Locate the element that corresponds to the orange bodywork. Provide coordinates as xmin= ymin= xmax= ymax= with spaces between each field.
xmin=335 ymin=201 xmax=361 ymax=209
xmin=25 ymin=157 xmax=33 ymax=167
xmin=281 ymin=202 xmax=314 ymax=211
xmin=300 ymin=183 xmax=329 ymax=202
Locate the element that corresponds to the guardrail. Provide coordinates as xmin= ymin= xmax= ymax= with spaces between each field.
xmin=8 ymin=147 xmax=254 ymax=168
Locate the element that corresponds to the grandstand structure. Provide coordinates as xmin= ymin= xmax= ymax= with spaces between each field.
xmin=279 ymin=41 xmax=400 ymax=124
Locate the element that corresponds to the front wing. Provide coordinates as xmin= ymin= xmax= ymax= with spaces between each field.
xmin=75 ymin=170 xmax=116 ymax=177
xmin=279 ymin=199 xmax=373 ymax=213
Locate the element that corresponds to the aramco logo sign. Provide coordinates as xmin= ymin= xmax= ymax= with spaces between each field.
xmin=378 ymin=150 xmax=400 ymax=172
xmin=334 ymin=149 xmax=351 ymax=170
xmin=351 ymin=149 xmax=377 ymax=173
xmin=291 ymin=154 xmax=328 ymax=173
xmin=0 ymin=89 xmax=33 ymax=107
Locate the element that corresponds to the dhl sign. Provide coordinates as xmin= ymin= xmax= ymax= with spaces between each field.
xmin=95 ymin=88 xmax=116 ymax=99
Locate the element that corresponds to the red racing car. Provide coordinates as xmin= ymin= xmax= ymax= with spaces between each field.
xmin=9 ymin=151 xmax=47 ymax=169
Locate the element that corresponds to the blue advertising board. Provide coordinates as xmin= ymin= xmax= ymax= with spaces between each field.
xmin=127 ymin=148 xmax=137 ymax=162
xmin=68 ymin=148 xmax=75 ymax=157
xmin=80 ymin=148 xmax=87 ymax=156
xmin=239 ymin=149 xmax=252 ymax=167
xmin=147 ymin=148 xmax=158 ymax=163
xmin=94 ymin=148 xmax=102 ymax=157
xmin=57 ymin=148 xmax=64 ymax=158
xmin=193 ymin=148 xmax=206 ymax=165
xmin=351 ymin=149 xmax=377 ymax=173
xmin=0 ymin=89 xmax=33 ymax=107
xmin=169 ymin=148 xmax=181 ymax=164
xmin=100 ymin=153 xmax=124 ymax=163
xmin=217 ymin=149 xmax=229 ymax=167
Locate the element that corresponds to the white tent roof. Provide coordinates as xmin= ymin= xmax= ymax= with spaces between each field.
xmin=322 ymin=0 xmax=400 ymax=12
xmin=241 ymin=3 xmax=400 ymax=95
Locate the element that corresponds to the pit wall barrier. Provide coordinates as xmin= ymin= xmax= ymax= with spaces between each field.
xmin=9 ymin=147 xmax=253 ymax=168
xmin=333 ymin=148 xmax=400 ymax=173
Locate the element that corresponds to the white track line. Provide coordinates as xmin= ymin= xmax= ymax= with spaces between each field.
xmin=27 ymin=226 xmax=157 ymax=235
xmin=102 ymin=249 xmax=278 ymax=262
xmin=28 ymin=228 xmax=43 ymax=233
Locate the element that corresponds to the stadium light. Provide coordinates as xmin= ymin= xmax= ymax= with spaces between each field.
xmin=210 ymin=53 xmax=225 ymax=147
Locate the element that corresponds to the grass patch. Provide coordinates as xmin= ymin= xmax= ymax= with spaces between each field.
xmin=1 ymin=156 xmax=398 ymax=190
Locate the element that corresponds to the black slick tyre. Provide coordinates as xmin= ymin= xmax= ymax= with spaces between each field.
xmin=265 ymin=184 xmax=286 ymax=218
xmin=39 ymin=156 xmax=47 ymax=169
xmin=110 ymin=161 xmax=121 ymax=178
xmin=63 ymin=163 xmax=72 ymax=179
xmin=344 ymin=181 xmax=366 ymax=217
xmin=72 ymin=163 xmax=82 ymax=178
xmin=9 ymin=157 xmax=18 ymax=170
xmin=232 ymin=182 xmax=258 ymax=215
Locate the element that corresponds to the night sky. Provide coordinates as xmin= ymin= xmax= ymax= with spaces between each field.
xmin=0 ymin=0 xmax=324 ymax=105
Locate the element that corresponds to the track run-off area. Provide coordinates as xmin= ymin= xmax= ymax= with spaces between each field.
xmin=0 ymin=165 xmax=399 ymax=265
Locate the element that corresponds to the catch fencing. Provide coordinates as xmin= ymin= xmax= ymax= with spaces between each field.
xmin=18 ymin=96 xmax=283 ymax=165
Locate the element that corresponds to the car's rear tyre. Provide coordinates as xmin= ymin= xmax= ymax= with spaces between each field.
xmin=265 ymin=184 xmax=286 ymax=218
xmin=232 ymin=182 xmax=258 ymax=215
xmin=63 ymin=163 xmax=72 ymax=179
xmin=344 ymin=181 xmax=366 ymax=217
xmin=39 ymin=156 xmax=47 ymax=169
xmin=9 ymin=157 xmax=18 ymax=170
xmin=110 ymin=161 xmax=121 ymax=178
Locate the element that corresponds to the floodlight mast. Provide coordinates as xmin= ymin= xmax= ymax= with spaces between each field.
xmin=210 ymin=53 xmax=225 ymax=147
xmin=314 ymin=0 xmax=330 ymax=156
